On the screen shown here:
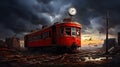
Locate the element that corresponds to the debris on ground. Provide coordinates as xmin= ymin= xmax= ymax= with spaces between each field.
xmin=0 ymin=47 xmax=120 ymax=67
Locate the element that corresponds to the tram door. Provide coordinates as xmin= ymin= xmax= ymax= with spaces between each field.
xmin=52 ymin=25 xmax=56 ymax=45
xmin=24 ymin=35 xmax=28 ymax=47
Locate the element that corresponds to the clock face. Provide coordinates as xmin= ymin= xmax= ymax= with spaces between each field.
xmin=68 ymin=7 xmax=77 ymax=16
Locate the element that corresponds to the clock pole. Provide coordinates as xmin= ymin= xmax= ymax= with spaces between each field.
xmin=68 ymin=7 xmax=77 ymax=21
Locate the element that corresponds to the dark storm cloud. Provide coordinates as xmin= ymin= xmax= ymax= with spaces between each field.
xmin=0 ymin=0 xmax=120 ymax=39
xmin=37 ymin=0 xmax=52 ymax=4
xmin=87 ymin=1 xmax=120 ymax=24
xmin=0 ymin=0 xmax=72 ymax=39
xmin=71 ymin=0 xmax=120 ymax=35
xmin=85 ymin=0 xmax=120 ymax=35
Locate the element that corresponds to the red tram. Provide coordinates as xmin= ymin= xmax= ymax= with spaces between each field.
xmin=24 ymin=18 xmax=82 ymax=51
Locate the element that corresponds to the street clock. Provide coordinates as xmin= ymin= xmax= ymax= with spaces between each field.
xmin=68 ymin=7 xmax=77 ymax=16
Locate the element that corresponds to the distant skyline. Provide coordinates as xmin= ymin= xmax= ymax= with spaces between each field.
xmin=0 ymin=0 xmax=120 ymax=40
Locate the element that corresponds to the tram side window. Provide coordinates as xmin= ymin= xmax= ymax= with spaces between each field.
xmin=34 ymin=36 xmax=38 ymax=40
xmin=37 ymin=35 xmax=42 ymax=39
xmin=46 ymin=32 xmax=49 ymax=38
xmin=65 ymin=27 xmax=71 ymax=36
xmin=28 ymin=36 xmax=36 ymax=41
xmin=28 ymin=37 xmax=33 ymax=41
xmin=43 ymin=32 xmax=50 ymax=39
xmin=49 ymin=31 xmax=51 ymax=37
xmin=60 ymin=27 xmax=64 ymax=36
xmin=43 ymin=33 xmax=47 ymax=39
xmin=77 ymin=28 xmax=80 ymax=36
xmin=72 ymin=27 xmax=76 ymax=36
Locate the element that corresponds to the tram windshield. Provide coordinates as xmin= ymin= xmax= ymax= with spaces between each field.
xmin=60 ymin=27 xmax=80 ymax=37
xmin=71 ymin=27 xmax=76 ymax=36
xmin=66 ymin=27 xmax=71 ymax=36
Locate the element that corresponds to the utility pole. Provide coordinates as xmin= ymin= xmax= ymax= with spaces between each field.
xmin=106 ymin=11 xmax=109 ymax=54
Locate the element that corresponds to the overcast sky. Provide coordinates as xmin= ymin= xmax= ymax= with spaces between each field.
xmin=0 ymin=0 xmax=120 ymax=39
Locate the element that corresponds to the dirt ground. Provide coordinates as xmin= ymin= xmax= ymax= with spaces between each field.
xmin=0 ymin=47 xmax=120 ymax=67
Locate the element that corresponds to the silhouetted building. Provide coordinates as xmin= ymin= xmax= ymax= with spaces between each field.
xmin=5 ymin=36 xmax=20 ymax=49
xmin=103 ymin=38 xmax=117 ymax=49
xmin=0 ymin=40 xmax=6 ymax=48
xmin=118 ymin=32 xmax=120 ymax=46
xmin=5 ymin=38 xmax=12 ymax=48
xmin=12 ymin=36 xmax=20 ymax=49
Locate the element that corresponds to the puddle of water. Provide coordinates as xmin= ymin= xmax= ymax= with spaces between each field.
xmin=83 ymin=57 xmax=112 ymax=62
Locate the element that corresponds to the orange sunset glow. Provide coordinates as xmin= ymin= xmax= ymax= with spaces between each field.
xmin=81 ymin=33 xmax=116 ymax=47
